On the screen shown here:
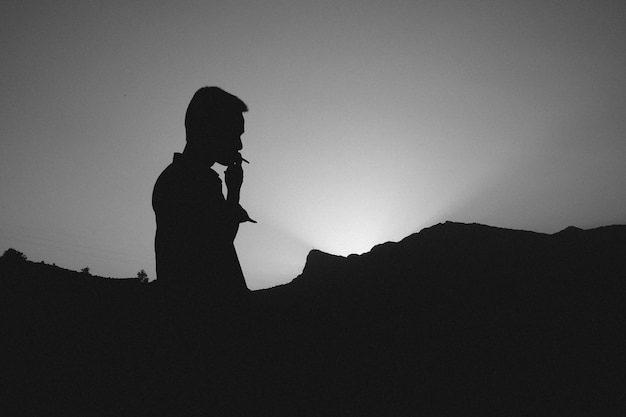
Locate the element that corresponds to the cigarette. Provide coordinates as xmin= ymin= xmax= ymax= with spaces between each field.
xmin=241 ymin=156 xmax=250 ymax=164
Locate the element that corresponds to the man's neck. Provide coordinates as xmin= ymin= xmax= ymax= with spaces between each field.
xmin=181 ymin=145 xmax=215 ymax=169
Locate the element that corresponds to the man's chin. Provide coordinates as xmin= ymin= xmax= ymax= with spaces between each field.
xmin=216 ymin=157 xmax=234 ymax=166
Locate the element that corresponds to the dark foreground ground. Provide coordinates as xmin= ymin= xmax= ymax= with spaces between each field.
xmin=1 ymin=222 xmax=625 ymax=416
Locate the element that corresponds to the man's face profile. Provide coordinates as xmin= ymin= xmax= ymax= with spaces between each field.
xmin=212 ymin=112 xmax=244 ymax=166
xmin=190 ymin=112 xmax=244 ymax=167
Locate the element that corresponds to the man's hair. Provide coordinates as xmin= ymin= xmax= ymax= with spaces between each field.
xmin=185 ymin=86 xmax=248 ymax=143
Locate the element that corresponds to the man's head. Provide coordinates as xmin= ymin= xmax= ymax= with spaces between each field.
xmin=185 ymin=87 xmax=248 ymax=166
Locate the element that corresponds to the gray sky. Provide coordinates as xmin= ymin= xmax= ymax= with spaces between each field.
xmin=1 ymin=0 xmax=625 ymax=289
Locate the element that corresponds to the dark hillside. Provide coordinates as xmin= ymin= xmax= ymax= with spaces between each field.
xmin=2 ymin=222 xmax=626 ymax=416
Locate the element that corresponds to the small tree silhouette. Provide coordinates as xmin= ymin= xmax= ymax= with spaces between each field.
xmin=136 ymin=269 xmax=148 ymax=283
xmin=81 ymin=267 xmax=91 ymax=275
xmin=1 ymin=248 xmax=27 ymax=263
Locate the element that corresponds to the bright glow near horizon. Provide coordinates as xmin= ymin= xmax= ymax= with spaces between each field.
xmin=1 ymin=1 xmax=625 ymax=289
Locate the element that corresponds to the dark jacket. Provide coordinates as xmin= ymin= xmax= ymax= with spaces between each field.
xmin=153 ymin=153 xmax=249 ymax=297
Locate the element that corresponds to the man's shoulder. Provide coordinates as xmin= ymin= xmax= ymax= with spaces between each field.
xmin=153 ymin=155 xmax=187 ymax=203
xmin=155 ymin=162 xmax=178 ymax=184
xmin=155 ymin=154 xmax=188 ymax=183
xmin=153 ymin=153 xmax=224 ymax=209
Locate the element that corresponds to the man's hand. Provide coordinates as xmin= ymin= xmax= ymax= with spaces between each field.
xmin=225 ymin=158 xmax=243 ymax=204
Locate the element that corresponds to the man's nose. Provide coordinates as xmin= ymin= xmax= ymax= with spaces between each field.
xmin=236 ymin=137 xmax=242 ymax=151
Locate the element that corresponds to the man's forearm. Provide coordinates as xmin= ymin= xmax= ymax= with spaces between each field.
xmin=227 ymin=189 xmax=240 ymax=204
xmin=227 ymin=222 xmax=240 ymax=242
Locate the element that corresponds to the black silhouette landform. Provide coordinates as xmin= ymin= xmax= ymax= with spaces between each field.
xmin=2 ymin=222 xmax=626 ymax=416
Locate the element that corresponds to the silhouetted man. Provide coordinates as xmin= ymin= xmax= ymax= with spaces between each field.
xmin=153 ymin=87 xmax=255 ymax=298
